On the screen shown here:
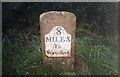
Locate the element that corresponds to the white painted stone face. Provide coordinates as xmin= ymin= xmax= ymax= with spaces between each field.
xmin=45 ymin=26 xmax=71 ymax=57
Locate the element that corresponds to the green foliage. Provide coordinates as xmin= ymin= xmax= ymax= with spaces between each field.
xmin=75 ymin=30 xmax=118 ymax=75
xmin=76 ymin=28 xmax=83 ymax=34
xmin=2 ymin=34 xmax=61 ymax=75
xmin=61 ymin=72 xmax=76 ymax=75
xmin=2 ymin=2 xmax=118 ymax=76
xmin=2 ymin=27 xmax=118 ymax=75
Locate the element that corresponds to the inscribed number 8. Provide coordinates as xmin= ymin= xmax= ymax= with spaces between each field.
xmin=56 ymin=27 xmax=61 ymax=35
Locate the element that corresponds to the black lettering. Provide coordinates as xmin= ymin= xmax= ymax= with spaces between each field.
xmin=57 ymin=37 xmax=59 ymax=42
xmin=54 ymin=44 xmax=61 ymax=48
xmin=60 ymin=37 xmax=62 ymax=42
xmin=66 ymin=36 xmax=71 ymax=42
xmin=47 ymin=50 xmax=51 ymax=54
xmin=52 ymin=52 xmax=54 ymax=54
xmin=56 ymin=27 xmax=61 ymax=35
xmin=46 ymin=37 xmax=51 ymax=42
xmin=52 ymin=37 xmax=54 ymax=42
xmin=55 ymin=37 xmax=57 ymax=42
xmin=60 ymin=37 xmax=65 ymax=42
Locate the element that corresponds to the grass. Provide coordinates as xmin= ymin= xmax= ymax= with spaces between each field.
xmin=2 ymin=27 xmax=118 ymax=75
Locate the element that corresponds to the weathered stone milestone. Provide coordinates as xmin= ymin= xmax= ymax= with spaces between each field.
xmin=40 ymin=11 xmax=76 ymax=71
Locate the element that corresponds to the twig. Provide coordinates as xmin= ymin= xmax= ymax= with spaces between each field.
xmin=82 ymin=29 xmax=98 ymax=37
xmin=81 ymin=3 xmax=92 ymax=13
xmin=103 ymin=64 xmax=119 ymax=75
xmin=26 ymin=65 xmax=41 ymax=69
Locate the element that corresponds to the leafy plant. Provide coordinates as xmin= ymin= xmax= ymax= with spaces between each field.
xmin=2 ymin=27 xmax=118 ymax=75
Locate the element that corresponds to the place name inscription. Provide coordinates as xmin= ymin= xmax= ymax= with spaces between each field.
xmin=45 ymin=26 xmax=71 ymax=57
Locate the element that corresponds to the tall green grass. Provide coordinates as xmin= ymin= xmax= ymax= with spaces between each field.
xmin=76 ymin=35 xmax=118 ymax=75
xmin=2 ymin=28 xmax=118 ymax=75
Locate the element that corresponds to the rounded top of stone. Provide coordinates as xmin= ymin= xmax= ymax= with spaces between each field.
xmin=40 ymin=11 xmax=76 ymax=20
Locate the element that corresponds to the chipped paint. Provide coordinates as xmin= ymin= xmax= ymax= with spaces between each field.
xmin=40 ymin=11 xmax=76 ymax=71
xmin=45 ymin=26 xmax=71 ymax=57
